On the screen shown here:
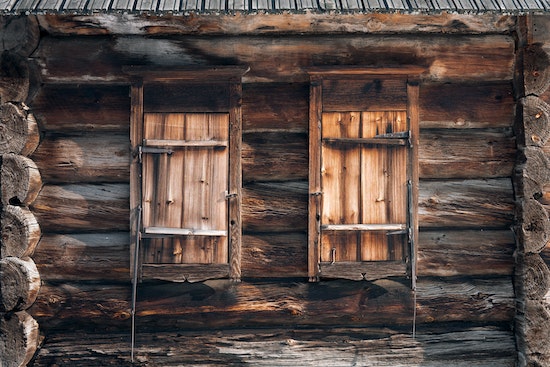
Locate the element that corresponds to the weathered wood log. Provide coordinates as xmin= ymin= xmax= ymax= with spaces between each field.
xmin=419 ymin=81 xmax=514 ymax=129
xmin=1 ymin=205 xmax=41 ymax=258
xmin=417 ymin=230 xmax=515 ymax=277
xmin=1 ymin=153 xmax=42 ymax=206
xmin=517 ymin=146 xmax=550 ymax=200
xmin=517 ymin=253 xmax=550 ymax=300
xmin=524 ymin=43 xmax=550 ymax=97
xmin=0 ymin=16 xmax=40 ymax=57
xmin=419 ymin=129 xmax=516 ymax=179
xmin=517 ymin=299 xmax=550 ymax=366
xmin=29 ymin=276 xmax=513 ymax=332
xmin=522 ymin=198 xmax=550 ymax=253
xmin=418 ymin=178 xmax=515 ymax=229
xmin=32 ymin=34 xmax=514 ymax=83
xmin=0 ymin=51 xmax=29 ymax=103
xmin=31 ymin=133 xmax=129 ymax=184
xmin=243 ymin=83 xmax=308 ymax=132
xmin=31 ymin=84 xmax=130 ymax=132
xmin=0 ymin=311 xmax=40 ymax=367
xmin=33 ymin=232 xmax=130 ymax=281
xmin=31 ymin=183 xmax=130 ymax=233
xmin=29 ymin=326 xmax=515 ymax=367
xmin=0 ymin=102 xmax=40 ymax=156
xmin=521 ymin=95 xmax=550 ymax=147
xmin=0 ymin=256 xmax=40 ymax=312
xmin=36 ymin=13 xmax=515 ymax=36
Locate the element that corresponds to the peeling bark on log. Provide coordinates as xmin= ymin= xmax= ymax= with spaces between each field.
xmin=0 ymin=311 xmax=40 ymax=367
xmin=1 ymin=153 xmax=42 ymax=206
xmin=522 ymin=198 xmax=550 ymax=254
xmin=524 ymin=43 xmax=550 ymax=97
xmin=0 ymin=16 xmax=40 ymax=57
xmin=0 ymin=51 xmax=29 ymax=103
xmin=0 ymin=102 xmax=40 ymax=156
xmin=518 ymin=253 xmax=550 ymax=300
xmin=0 ymin=256 xmax=40 ymax=312
xmin=521 ymin=95 xmax=550 ymax=147
xmin=1 ymin=205 xmax=41 ymax=258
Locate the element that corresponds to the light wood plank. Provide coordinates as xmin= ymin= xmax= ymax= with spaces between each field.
xmin=144 ymin=227 xmax=227 ymax=236
xmin=322 ymin=224 xmax=406 ymax=231
xmin=144 ymin=139 xmax=228 ymax=147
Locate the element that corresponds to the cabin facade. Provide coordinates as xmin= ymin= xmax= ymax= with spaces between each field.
xmin=0 ymin=6 xmax=549 ymax=366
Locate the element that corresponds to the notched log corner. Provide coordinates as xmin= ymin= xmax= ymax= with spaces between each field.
xmin=0 ymin=205 xmax=41 ymax=258
xmin=1 ymin=153 xmax=42 ymax=206
xmin=0 ymin=51 xmax=30 ymax=104
xmin=0 ymin=256 xmax=41 ymax=313
xmin=521 ymin=199 xmax=550 ymax=254
xmin=0 ymin=102 xmax=40 ymax=156
xmin=524 ymin=43 xmax=550 ymax=97
xmin=522 ymin=95 xmax=550 ymax=147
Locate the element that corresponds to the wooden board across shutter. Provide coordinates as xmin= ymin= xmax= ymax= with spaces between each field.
xmin=142 ymin=113 xmax=229 ymax=265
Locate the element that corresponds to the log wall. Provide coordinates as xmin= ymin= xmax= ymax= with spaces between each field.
xmin=3 ymin=13 xmax=521 ymax=366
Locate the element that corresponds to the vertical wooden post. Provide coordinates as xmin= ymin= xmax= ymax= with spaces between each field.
xmin=229 ymin=79 xmax=242 ymax=281
xmin=407 ymin=81 xmax=420 ymax=289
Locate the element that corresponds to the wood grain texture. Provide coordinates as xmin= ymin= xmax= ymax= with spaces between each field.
xmin=0 ymin=51 xmax=29 ymax=103
xmin=0 ymin=102 xmax=39 ymax=156
xmin=1 ymin=153 xmax=42 ymax=205
xmin=0 ymin=256 xmax=40 ymax=312
xmin=0 ymin=311 xmax=40 ymax=367
xmin=1 ymin=205 xmax=41 ymax=258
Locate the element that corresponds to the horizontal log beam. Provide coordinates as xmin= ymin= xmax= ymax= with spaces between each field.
xmin=29 ymin=276 xmax=513 ymax=332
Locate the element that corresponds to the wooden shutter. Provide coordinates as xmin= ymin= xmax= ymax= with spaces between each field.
xmin=128 ymin=66 xmax=248 ymax=283
xmin=307 ymin=67 xmax=421 ymax=283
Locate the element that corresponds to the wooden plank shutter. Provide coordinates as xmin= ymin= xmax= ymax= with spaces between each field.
xmin=128 ymin=66 xmax=248 ymax=283
xmin=307 ymin=67 xmax=421 ymax=283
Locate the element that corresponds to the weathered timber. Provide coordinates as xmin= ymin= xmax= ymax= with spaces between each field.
xmin=0 ymin=311 xmax=40 ymax=367
xmin=31 ymin=133 xmax=130 ymax=183
xmin=0 ymin=16 xmax=40 ymax=57
xmin=0 ymin=102 xmax=39 ymax=155
xmin=29 ymin=276 xmax=513 ymax=332
xmin=33 ymin=232 xmax=130 ymax=281
xmin=36 ymin=13 xmax=516 ymax=36
xmin=524 ymin=43 xmax=550 ymax=97
xmin=31 ymin=183 xmax=130 ymax=233
xmin=417 ymin=230 xmax=515 ymax=277
xmin=418 ymin=178 xmax=514 ymax=229
xmin=1 ymin=205 xmax=40 ymax=258
xmin=242 ymin=132 xmax=308 ymax=182
xmin=0 ymin=51 xmax=29 ymax=103
xmin=29 ymin=326 xmax=515 ymax=367
xmin=31 ymin=84 xmax=130 ymax=132
xmin=1 ymin=153 xmax=42 ymax=205
xmin=32 ymin=35 xmax=514 ymax=83
xmin=419 ymin=129 xmax=516 ymax=179
xmin=521 ymin=95 xmax=550 ymax=147
xmin=517 ymin=253 xmax=550 ymax=300
xmin=522 ymin=198 xmax=550 ymax=253
xmin=31 ymin=179 xmax=514 ymax=234
xmin=242 ymin=83 xmax=308 ymax=132
xmin=518 ymin=146 xmax=550 ymax=200
xmin=0 ymin=256 xmax=40 ymax=312
xmin=517 ymin=299 xmax=550 ymax=366
xmin=419 ymin=82 xmax=514 ymax=129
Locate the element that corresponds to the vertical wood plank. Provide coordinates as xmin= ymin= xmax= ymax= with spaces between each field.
xmin=407 ymin=82 xmax=420 ymax=288
xmin=229 ymin=81 xmax=242 ymax=280
xmin=308 ymin=79 xmax=322 ymax=281
xmin=130 ymin=81 xmax=143 ymax=278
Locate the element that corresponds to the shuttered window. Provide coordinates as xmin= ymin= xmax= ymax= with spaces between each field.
xmin=307 ymin=68 xmax=421 ymax=284
xmin=128 ymin=67 xmax=248 ymax=282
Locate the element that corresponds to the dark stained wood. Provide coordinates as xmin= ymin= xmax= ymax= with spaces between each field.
xmin=31 ymin=133 xmax=130 ymax=184
xmin=419 ymin=129 xmax=516 ymax=179
xmin=242 ymin=132 xmax=307 ymax=182
xmin=36 ymin=13 xmax=516 ymax=36
xmin=1 ymin=205 xmax=41 ymax=258
xmin=32 ymin=35 xmax=515 ymax=83
xmin=0 ymin=51 xmax=29 ymax=103
xmin=29 ymin=276 xmax=513 ymax=332
xmin=417 ymin=230 xmax=515 ymax=276
xmin=143 ymin=82 xmax=230 ymax=113
xmin=0 ymin=102 xmax=40 ymax=156
xmin=0 ymin=16 xmax=40 ymax=57
xmin=30 ymin=326 xmax=516 ymax=367
xmin=419 ymin=82 xmax=515 ymax=128
xmin=418 ymin=178 xmax=515 ymax=229
xmin=242 ymin=82 xmax=308 ymax=132
xmin=0 ymin=256 xmax=40 ymax=312
xmin=31 ymin=184 xmax=130 ymax=233
xmin=1 ymin=153 xmax=42 ymax=206
xmin=31 ymin=84 xmax=130 ymax=132
xmin=34 ymin=232 xmax=130 ymax=281
xmin=0 ymin=311 xmax=40 ymax=367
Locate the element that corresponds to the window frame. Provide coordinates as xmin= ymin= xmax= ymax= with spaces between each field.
xmin=307 ymin=67 xmax=421 ymax=285
xmin=127 ymin=66 xmax=248 ymax=283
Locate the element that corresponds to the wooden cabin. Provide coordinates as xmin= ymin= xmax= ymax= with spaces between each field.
xmin=0 ymin=5 xmax=550 ymax=366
